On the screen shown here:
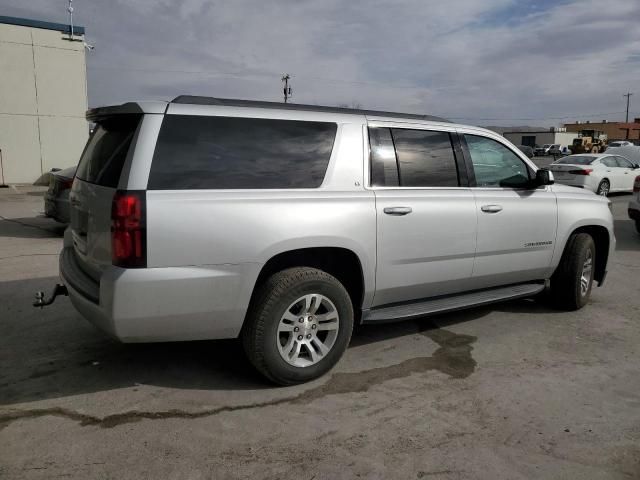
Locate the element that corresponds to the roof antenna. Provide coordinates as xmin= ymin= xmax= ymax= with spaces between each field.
xmin=67 ymin=0 xmax=74 ymax=40
xmin=65 ymin=0 xmax=95 ymax=51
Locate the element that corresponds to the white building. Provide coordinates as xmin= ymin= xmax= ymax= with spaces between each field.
xmin=0 ymin=16 xmax=88 ymax=184
xmin=503 ymin=128 xmax=576 ymax=149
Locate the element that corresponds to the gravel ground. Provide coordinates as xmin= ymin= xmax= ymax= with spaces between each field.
xmin=1 ymin=183 xmax=639 ymax=480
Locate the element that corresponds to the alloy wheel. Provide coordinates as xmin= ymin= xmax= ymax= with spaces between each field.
xmin=580 ymin=249 xmax=593 ymax=296
xmin=597 ymin=181 xmax=609 ymax=196
xmin=277 ymin=294 xmax=340 ymax=367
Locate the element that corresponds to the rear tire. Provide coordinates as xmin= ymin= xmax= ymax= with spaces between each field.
xmin=242 ymin=267 xmax=354 ymax=385
xmin=596 ymin=179 xmax=610 ymax=196
xmin=635 ymin=220 xmax=640 ymax=235
xmin=549 ymin=233 xmax=596 ymax=310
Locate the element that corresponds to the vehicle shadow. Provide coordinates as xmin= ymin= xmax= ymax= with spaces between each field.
xmin=614 ymin=219 xmax=639 ymax=252
xmin=0 ymin=216 xmax=66 ymax=239
xmin=1 ymin=275 xmax=559 ymax=406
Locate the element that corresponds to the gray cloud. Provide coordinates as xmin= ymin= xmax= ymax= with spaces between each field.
xmin=2 ymin=0 xmax=639 ymax=125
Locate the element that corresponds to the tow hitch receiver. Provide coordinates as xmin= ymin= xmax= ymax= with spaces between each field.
xmin=33 ymin=284 xmax=68 ymax=308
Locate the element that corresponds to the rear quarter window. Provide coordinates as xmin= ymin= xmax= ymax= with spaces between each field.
xmin=148 ymin=115 xmax=337 ymax=189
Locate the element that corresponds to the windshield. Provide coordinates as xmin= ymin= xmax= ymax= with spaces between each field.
xmin=76 ymin=115 xmax=141 ymax=187
xmin=554 ymin=156 xmax=595 ymax=165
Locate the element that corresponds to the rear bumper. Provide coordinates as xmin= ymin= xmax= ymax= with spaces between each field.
xmin=60 ymin=247 xmax=259 ymax=342
xmin=44 ymin=191 xmax=70 ymax=223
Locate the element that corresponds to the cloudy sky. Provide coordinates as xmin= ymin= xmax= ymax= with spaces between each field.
xmin=3 ymin=0 xmax=640 ymax=126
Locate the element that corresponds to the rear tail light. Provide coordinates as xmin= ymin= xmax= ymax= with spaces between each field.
xmin=60 ymin=177 xmax=74 ymax=190
xmin=634 ymin=175 xmax=640 ymax=193
xmin=111 ymin=191 xmax=146 ymax=268
xmin=568 ymin=168 xmax=593 ymax=176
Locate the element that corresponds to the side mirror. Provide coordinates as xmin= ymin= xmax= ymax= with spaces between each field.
xmin=536 ymin=169 xmax=554 ymax=186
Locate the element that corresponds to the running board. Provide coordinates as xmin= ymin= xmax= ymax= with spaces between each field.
xmin=362 ymin=282 xmax=545 ymax=323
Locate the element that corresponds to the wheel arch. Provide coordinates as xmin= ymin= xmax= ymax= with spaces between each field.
xmin=564 ymin=225 xmax=610 ymax=285
xmin=249 ymin=247 xmax=367 ymax=320
xmin=597 ymin=178 xmax=610 ymax=193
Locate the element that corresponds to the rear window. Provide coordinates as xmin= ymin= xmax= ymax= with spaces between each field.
xmin=148 ymin=115 xmax=337 ymax=190
xmin=554 ymin=156 xmax=595 ymax=165
xmin=75 ymin=115 xmax=141 ymax=187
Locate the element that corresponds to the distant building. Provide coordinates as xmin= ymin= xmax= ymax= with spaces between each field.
xmin=563 ymin=119 xmax=640 ymax=142
xmin=0 ymin=16 xmax=88 ymax=184
xmin=502 ymin=127 xmax=576 ymax=148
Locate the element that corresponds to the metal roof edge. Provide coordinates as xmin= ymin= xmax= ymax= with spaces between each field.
xmin=0 ymin=15 xmax=85 ymax=35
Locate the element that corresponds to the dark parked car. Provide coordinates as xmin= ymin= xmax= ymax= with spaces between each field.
xmin=548 ymin=145 xmax=565 ymax=157
xmin=534 ymin=144 xmax=553 ymax=156
xmin=517 ymin=145 xmax=535 ymax=158
xmin=44 ymin=166 xmax=76 ymax=223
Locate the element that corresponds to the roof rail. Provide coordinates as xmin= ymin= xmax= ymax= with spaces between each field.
xmin=171 ymin=95 xmax=449 ymax=122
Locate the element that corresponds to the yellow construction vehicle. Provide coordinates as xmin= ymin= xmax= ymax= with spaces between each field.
xmin=568 ymin=136 xmax=607 ymax=154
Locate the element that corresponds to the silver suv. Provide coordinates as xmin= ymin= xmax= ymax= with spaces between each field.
xmin=39 ymin=96 xmax=615 ymax=385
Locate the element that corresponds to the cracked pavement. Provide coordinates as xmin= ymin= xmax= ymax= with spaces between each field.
xmin=1 ymin=185 xmax=639 ymax=479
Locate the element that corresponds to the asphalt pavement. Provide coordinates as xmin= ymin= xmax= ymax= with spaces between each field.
xmin=1 ymin=182 xmax=639 ymax=480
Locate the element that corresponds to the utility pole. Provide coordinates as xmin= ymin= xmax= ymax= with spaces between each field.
xmin=0 ymin=149 xmax=8 ymax=188
xmin=282 ymin=74 xmax=292 ymax=103
xmin=623 ymin=92 xmax=633 ymax=123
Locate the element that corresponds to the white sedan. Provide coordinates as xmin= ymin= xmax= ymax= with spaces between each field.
xmin=548 ymin=153 xmax=640 ymax=196
xmin=629 ymin=175 xmax=640 ymax=234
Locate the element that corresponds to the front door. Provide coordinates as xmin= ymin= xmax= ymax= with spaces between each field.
xmin=460 ymin=133 xmax=558 ymax=287
xmin=369 ymin=125 xmax=477 ymax=307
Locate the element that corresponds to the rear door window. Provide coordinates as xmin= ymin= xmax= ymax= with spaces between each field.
xmin=615 ymin=156 xmax=633 ymax=168
xmin=75 ymin=115 xmax=141 ymax=188
xmin=148 ymin=115 xmax=337 ymax=189
xmin=391 ymin=129 xmax=459 ymax=187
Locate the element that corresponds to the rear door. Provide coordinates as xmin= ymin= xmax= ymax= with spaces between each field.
xmin=371 ymin=124 xmax=477 ymax=306
xmin=460 ymin=132 xmax=557 ymax=287
xmin=599 ymin=156 xmax=624 ymax=190
xmin=69 ymin=114 xmax=142 ymax=281
xmin=614 ymin=156 xmax=637 ymax=191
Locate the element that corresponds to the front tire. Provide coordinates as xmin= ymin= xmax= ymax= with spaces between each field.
xmin=596 ymin=179 xmax=610 ymax=196
xmin=635 ymin=220 xmax=640 ymax=235
xmin=549 ymin=233 xmax=596 ymax=310
xmin=242 ymin=267 xmax=354 ymax=385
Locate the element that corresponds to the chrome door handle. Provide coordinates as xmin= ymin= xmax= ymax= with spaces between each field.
xmin=481 ymin=204 xmax=503 ymax=213
xmin=383 ymin=206 xmax=412 ymax=216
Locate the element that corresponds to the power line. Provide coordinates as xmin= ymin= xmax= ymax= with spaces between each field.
xmin=446 ymin=111 xmax=626 ymax=122
xmin=85 ymin=64 xmax=637 ymax=122
xmin=85 ymin=63 xmax=640 ymax=112
xmin=87 ymin=64 xmax=446 ymax=91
